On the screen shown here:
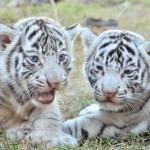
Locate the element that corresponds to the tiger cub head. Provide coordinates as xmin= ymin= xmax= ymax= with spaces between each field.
xmin=81 ymin=29 xmax=150 ymax=112
xmin=0 ymin=17 xmax=81 ymax=106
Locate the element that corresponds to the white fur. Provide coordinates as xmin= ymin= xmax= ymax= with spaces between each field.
xmin=63 ymin=29 xmax=150 ymax=140
xmin=0 ymin=17 xmax=81 ymax=147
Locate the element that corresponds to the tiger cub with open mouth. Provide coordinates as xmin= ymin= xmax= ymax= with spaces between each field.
xmin=0 ymin=17 xmax=81 ymax=147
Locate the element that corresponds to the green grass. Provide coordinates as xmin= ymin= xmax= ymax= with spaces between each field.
xmin=0 ymin=0 xmax=150 ymax=149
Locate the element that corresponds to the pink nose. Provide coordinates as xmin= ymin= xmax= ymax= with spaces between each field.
xmin=50 ymin=82 xmax=60 ymax=89
xmin=103 ymin=91 xmax=116 ymax=98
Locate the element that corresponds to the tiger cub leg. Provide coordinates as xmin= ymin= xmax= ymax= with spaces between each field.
xmin=63 ymin=111 xmax=126 ymax=140
xmin=23 ymin=102 xmax=78 ymax=146
xmin=6 ymin=127 xmax=28 ymax=141
xmin=25 ymin=119 xmax=78 ymax=147
xmin=130 ymin=120 xmax=150 ymax=134
xmin=0 ymin=107 xmax=27 ymax=141
xmin=6 ymin=116 xmax=77 ymax=146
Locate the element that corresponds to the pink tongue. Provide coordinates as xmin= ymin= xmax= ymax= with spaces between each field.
xmin=37 ymin=92 xmax=54 ymax=103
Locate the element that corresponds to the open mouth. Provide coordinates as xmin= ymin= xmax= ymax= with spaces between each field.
xmin=34 ymin=90 xmax=55 ymax=104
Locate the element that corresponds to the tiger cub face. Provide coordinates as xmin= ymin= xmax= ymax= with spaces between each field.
xmin=81 ymin=29 xmax=150 ymax=112
xmin=0 ymin=17 xmax=81 ymax=107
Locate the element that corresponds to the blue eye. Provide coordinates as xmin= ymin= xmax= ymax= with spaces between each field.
xmin=59 ymin=54 xmax=66 ymax=61
xmin=30 ymin=56 xmax=39 ymax=63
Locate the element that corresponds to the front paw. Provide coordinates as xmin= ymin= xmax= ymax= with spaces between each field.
xmin=62 ymin=118 xmax=83 ymax=139
xmin=56 ymin=133 xmax=78 ymax=146
xmin=63 ymin=116 xmax=104 ymax=140
xmin=25 ymin=130 xmax=78 ymax=147
xmin=6 ymin=128 xmax=27 ymax=141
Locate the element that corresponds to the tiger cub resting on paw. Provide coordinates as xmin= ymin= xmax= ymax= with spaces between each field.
xmin=63 ymin=29 xmax=150 ymax=140
xmin=0 ymin=17 xmax=81 ymax=147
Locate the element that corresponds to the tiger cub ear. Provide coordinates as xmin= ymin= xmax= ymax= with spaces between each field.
xmin=81 ymin=28 xmax=97 ymax=56
xmin=65 ymin=24 xmax=81 ymax=46
xmin=138 ymin=41 xmax=150 ymax=63
xmin=0 ymin=24 xmax=17 ymax=50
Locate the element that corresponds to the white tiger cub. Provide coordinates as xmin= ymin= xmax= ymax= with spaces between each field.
xmin=124 ymin=41 xmax=150 ymax=126
xmin=0 ymin=17 xmax=81 ymax=147
xmin=63 ymin=29 xmax=150 ymax=140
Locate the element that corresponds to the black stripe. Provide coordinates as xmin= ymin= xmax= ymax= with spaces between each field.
xmin=63 ymin=61 xmax=68 ymax=66
xmin=141 ymin=69 xmax=146 ymax=81
xmin=36 ymin=80 xmax=44 ymax=84
xmin=128 ymin=82 xmax=135 ymax=92
xmin=22 ymin=62 xmax=28 ymax=68
xmin=21 ymin=71 xmax=30 ymax=76
xmin=19 ymin=47 xmax=23 ymax=53
xmin=8 ymin=83 xmax=25 ymax=104
xmin=138 ymin=59 xmax=141 ymax=68
xmin=119 ymin=46 xmax=125 ymax=52
xmin=81 ymin=129 xmax=89 ymax=139
xmin=129 ymin=63 xmax=136 ymax=67
xmin=8 ymin=83 xmax=16 ymax=94
xmin=108 ymin=49 xmax=115 ymax=57
xmin=25 ymin=25 xmax=30 ymax=35
xmin=58 ymin=41 xmax=63 ymax=47
xmin=133 ymin=75 xmax=138 ymax=80
xmin=26 ymin=59 xmax=33 ymax=65
xmin=15 ymin=56 xmax=19 ymax=68
xmin=127 ymin=75 xmax=134 ymax=78
xmin=28 ymin=29 xmax=40 ymax=40
xmin=68 ymin=126 xmax=73 ymax=135
xmin=25 ymin=22 xmax=37 ymax=35
xmin=32 ymin=43 xmax=39 ymax=49
xmin=99 ymin=41 xmax=111 ymax=49
xmin=24 ymin=72 xmax=35 ymax=79
xmin=7 ymin=83 xmax=23 ymax=103
xmin=99 ymin=51 xmax=104 ymax=57
xmin=42 ymin=35 xmax=48 ymax=53
xmin=117 ymin=50 xmax=122 ymax=58
xmin=124 ymin=44 xmax=135 ymax=55
xmin=75 ymin=120 xmax=78 ymax=138
xmin=123 ymin=36 xmax=131 ymax=43
xmin=109 ymin=35 xmax=118 ymax=39
xmin=97 ymin=123 xmax=106 ymax=136
xmin=15 ymin=57 xmax=20 ymax=78
xmin=6 ymin=41 xmax=20 ymax=73
xmin=52 ymin=28 xmax=63 ymax=37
